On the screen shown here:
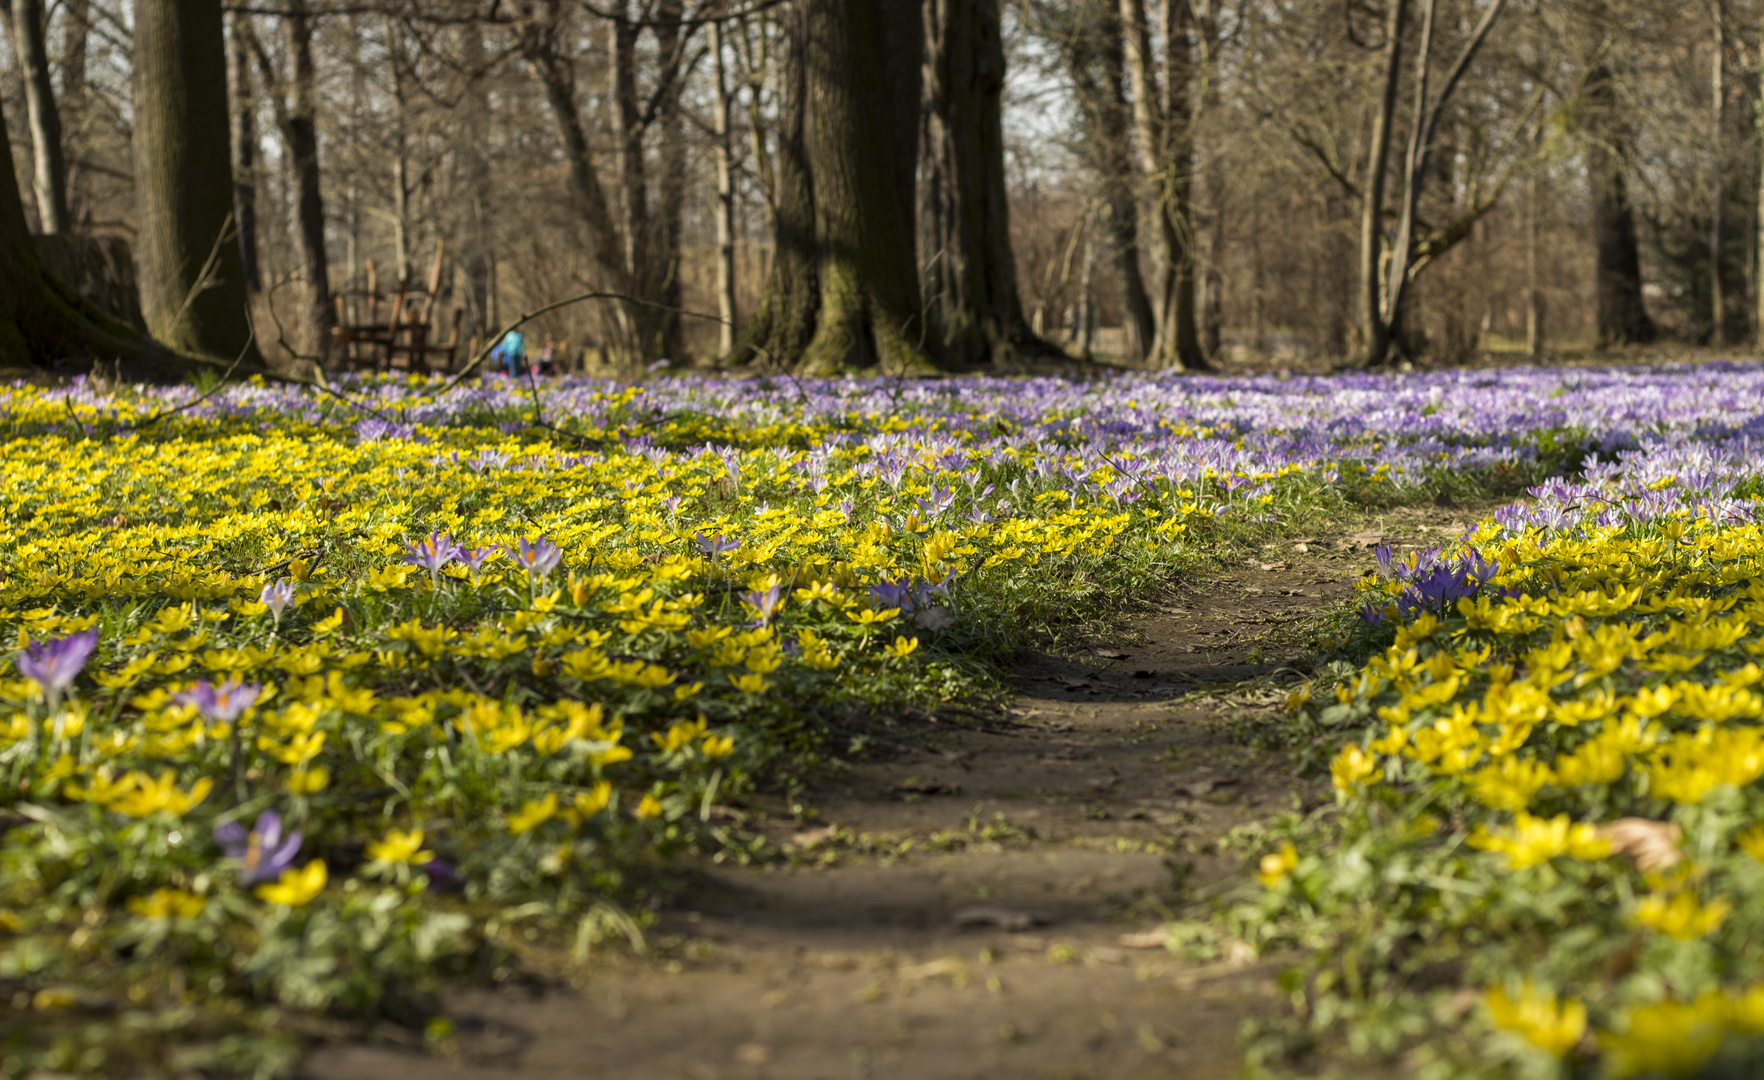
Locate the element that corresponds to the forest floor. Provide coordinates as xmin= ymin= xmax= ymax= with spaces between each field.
xmin=302 ymin=501 xmax=1483 ymax=1080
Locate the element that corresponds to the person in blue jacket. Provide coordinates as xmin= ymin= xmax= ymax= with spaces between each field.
xmin=491 ymin=330 xmax=527 ymax=376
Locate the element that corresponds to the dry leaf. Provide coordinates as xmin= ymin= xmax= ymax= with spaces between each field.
xmin=1597 ymin=818 xmax=1683 ymax=871
xmin=1093 ymin=647 xmax=1130 ymax=660
xmin=1118 ymin=929 xmax=1169 ymax=949
xmin=914 ymin=605 xmax=955 ymax=630
xmin=791 ymin=825 xmax=837 ymax=849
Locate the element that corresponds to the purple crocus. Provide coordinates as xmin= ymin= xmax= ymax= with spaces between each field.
xmin=260 ymin=581 xmax=295 ymax=625
xmin=404 ymin=532 xmax=463 ymax=589
xmin=741 ymin=582 xmax=785 ymax=625
xmin=507 ymin=536 xmax=563 ymax=584
xmin=177 ymin=678 xmax=261 ymax=723
xmin=691 ymin=531 xmax=741 ymax=558
xmin=215 ymin=810 xmax=303 ymax=885
xmin=460 ymin=544 xmax=498 ymax=585
xmin=421 ymin=858 xmax=462 ymax=893
xmin=15 ymin=629 xmax=98 ymax=706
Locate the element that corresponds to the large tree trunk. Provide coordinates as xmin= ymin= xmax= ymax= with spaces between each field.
xmin=59 ymin=0 xmax=89 ymax=224
xmin=710 ymin=18 xmax=739 ymax=355
xmin=1710 ymin=0 xmax=1727 ymax=348
xmin=281 ymin=0 xmax=333 ymax=361
xmin=4 ymin=0 xmax=70 ymax=233
xmin=1355 ymin=0 xmax=1408 ymax=366
xmin=919 ymin=0 xmax=1039 ymax=367
xmin=1117 ymin=0 xmax=1204 ymax=370
xmin=0 ymin=93 xmax=187 ymax=376
xmin=798 ymin=0 xmax=930 ymax=373
xmin=229 ymin=13 xmax=262 ymax=295
xmin=1583 ymin=62 xmax=1655 ymax=346
xmin=1081 ymin=6 xmax=1156 ymax=361
xmin=132 ymin=0 xmax=258 ymax=360
xmin=654 ymin=0 xmax=688 ymax=360
xmin=460 ymin=20 xmax=494 ymax=343
xmin=729 ymin=2 xmax=817 ymax=367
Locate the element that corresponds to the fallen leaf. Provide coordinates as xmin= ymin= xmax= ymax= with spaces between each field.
xmin=953 ymin=906 xmax=1042 ymax=931
xmin=1597 ymin=818 xmax=1683 ymax=871
xmin=1118 ymin=929 xmax=1168 ymax=950
xmin=1093 ymin=647 xmax=1130 ymax=660
xmin=1178 ymin=777 xmax=1238 ymax=798
xmin=898 ymin=958 xmax=963 ymax=981
xmin=791 ymin=825 xmax=837 ymax=849
xmin=914 ymin=605 xmax=955 ymax=630
xmin=1291 ymin=543 xmax=1309 ymax=553
xmin=1259 ymin=562 xmax=1290 ymax=571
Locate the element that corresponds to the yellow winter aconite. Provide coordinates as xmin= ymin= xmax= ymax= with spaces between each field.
xmin=365 ymin=828 xmax=434 ymax=865
xmin=1484 ymin=983 xmax=1587 ymax=1057
xmin=256 ymin=861 xmax=327 ymax=907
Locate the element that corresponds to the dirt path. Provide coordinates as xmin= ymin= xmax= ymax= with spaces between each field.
xmin=303 ymin=505 xmax=1475 ymax=1080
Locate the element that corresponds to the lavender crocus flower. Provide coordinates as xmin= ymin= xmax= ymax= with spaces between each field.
xmin=742 ymin=583 xmax=785 ymax=625
xmin=215 ymin=810 xmax=303 ymax=885
xmin=15 ymin=629 xmax=98 ymax=706
xmin=177 ymin=678 xmax=261 ymax=723
xmin=507 ymin=536 xmax=563 ymax=584
xmin=260 ymin=581 xmax=295 ymax=625
xmin=421 ymin=858 xmax=462 ymax=893
xmin=404 ymin=532 xmax=463 ymax=589
xmin=691 ymin=531 xmax=741 ymax=558
xmin=460 ymin=544 xmax=498 ymax=585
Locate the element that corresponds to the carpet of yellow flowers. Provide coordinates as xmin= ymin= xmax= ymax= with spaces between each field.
xmin=0 ymin=377 xmax=1267 ymax=1075
xmin=1238 ymin=511 xmax=1764 ymax=1078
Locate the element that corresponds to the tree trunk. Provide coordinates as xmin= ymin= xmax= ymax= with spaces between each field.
xmin=283 ymin=0 xmax=332 ymax=361
xmin=729 ymin=1 xmax=817 ymax=367
xmin=653 ymin=0 xmax=687 ymax=360
xmin=59 ymin=0 xmax=89 ymax=224
xmin=919 ymin=0 xmax=1039 ymax=367
xmin=1356 ymin=0 xmax=1408 ymax=366
xmin=132 ymin=0 xmax=258 ymax=360
xmin=0 ymin=92 xmax=190 ymax=375
xmin=3 ymin=0 xmax=68 ymax=233
xmin=711 ymin=18 xmax=739 ymax=355
xmin=1710 ymin=0 xmax=1726 ymax=348
xmin=1066 ymin=2 xmax=1155 ymax=361
xmin=1584 ymin=62 xmax=1655 ymax=347
xmin=1527 ymin=170 xmax=1545 ymax=358
xmin=798 ymin=0 xmax=930 ymax=373
xmin=229 ymin=13 xmax=261 ymax=295
xmin=460 ymin=19 xmax=493 ymax=344
xmin=1118 ymin=0 xmax=1203 ymax=369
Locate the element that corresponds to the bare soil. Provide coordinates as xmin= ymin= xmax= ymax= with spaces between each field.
xmin=302 ymin=503 xmax=1481 ymax=1080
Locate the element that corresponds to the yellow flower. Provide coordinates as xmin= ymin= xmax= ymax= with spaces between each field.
xmin=563 ymin=782 xmax=613 ymax=825
xmin=886 ymin=635 xmax=919 ymax=659
xmin=256 ymin=860 xmax=328 ymax=906
xmin=288 ymin=766 xmax=329 ymax=794
xmin=848 ymin=607 xmax=899 ymax=630
xmin=1329 ymin=744 xmax=1382 ymax=793
xmin=1484 ymin=983 xmax=1586 ymax=1057
xmin=102 ymin=771 xmax=214 ymax=818
xmin=1634 ymin=891 xmax=1731 ymax=940
xmin=366 ymin=828 xmax=434 ymax=865
xmin=126 ymin=888 xmax=206 ymax=920
xmin=702 ymin=734 xmax=735 ymax=760
xmin=1735 ymin=823 xmax=1764 ymax=862
xmin=1469 ymin=812 xmax=1610 ymax=870
xmin=636 ymin=794 xmax=664 ymax=819
xmin=1602 ymin=998 xmax=1723 ymax=1078
xmin=1256 ymin=842 xmax=1299 ymax=888
xmin=730 ymin=672 xmax=769 ymax=695
xmin=508 ymin=793 xmax=560 ymax=834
